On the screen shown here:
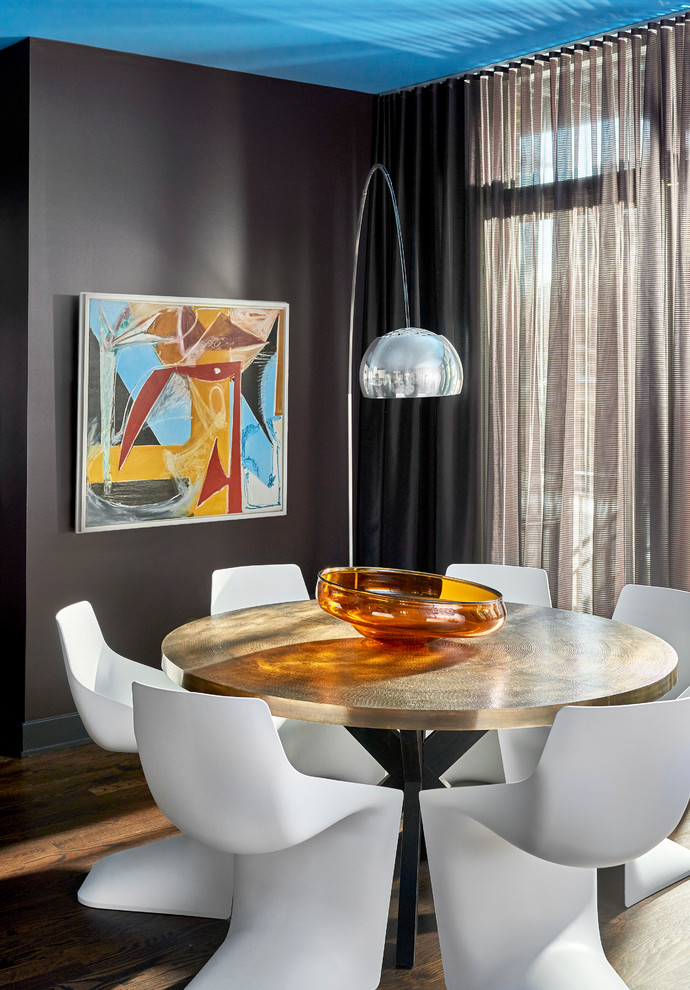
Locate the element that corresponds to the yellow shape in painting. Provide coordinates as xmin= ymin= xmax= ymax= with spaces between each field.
xmin=87 ymin=446 xmax=171 ymax=484
xmin=185 ymin=350 xmax=232 ymax=516
xmin=193 ymin=489 xmax=230 ymax=517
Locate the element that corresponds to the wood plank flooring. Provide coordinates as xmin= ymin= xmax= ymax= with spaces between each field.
xmin=1 ymin=743 xmax=689 ymax=989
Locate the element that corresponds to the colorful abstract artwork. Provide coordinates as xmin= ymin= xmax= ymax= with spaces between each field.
xmin=76 ymin=293 xmax=288 ymax=532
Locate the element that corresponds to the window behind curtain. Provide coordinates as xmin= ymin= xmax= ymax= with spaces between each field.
xmin=467 ymin=21 xmax=690 ymax=614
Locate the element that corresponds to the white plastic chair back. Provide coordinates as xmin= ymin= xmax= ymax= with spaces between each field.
xmin=447 ymin=699 xmax=690 ymax=868
xmin=56 ymin=600 xmax=180 ymax=753
xmin=133 ymin=683 xmax=396 ymax=855
xmin=445 ymin=563 xmax=551 ymax=607
xmin=614 ymin=584 xmax=690 ymax=698
xmin=211 ymin=563 xmax=309 ymax=615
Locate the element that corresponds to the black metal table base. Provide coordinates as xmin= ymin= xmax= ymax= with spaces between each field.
xmin=346 ymin=726 xmax=487 ymax=969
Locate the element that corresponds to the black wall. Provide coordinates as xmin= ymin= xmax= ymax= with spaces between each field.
xmin=1 ymin=38 xmax=374 ymax=753
xmin=0 ymin=42 xmax=29 ymax=741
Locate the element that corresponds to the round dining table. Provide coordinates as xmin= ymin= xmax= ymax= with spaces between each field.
xmin=162 ymin=599 xmax=677 ymax=968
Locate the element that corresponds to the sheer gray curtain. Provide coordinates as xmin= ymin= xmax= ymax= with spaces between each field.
xmin=467 ymin=17 xmax=690 ymax=613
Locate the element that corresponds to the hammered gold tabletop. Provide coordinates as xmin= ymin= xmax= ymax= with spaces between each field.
xmin=162 ymin=600 xmax=677 ymax=731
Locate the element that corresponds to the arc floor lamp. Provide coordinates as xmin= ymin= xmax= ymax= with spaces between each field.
xmin=347 ymin=164 xmax=464 ymax=566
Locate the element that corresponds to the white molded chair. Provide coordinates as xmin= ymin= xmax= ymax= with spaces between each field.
xmin=133 ymin=683 xmax=403 ymax=990
xmin=56 ymin=600 xmax=180 ymax=752
xmin=56 ymin=601 xmax=233 ymax=919
xmin=614 ymin=585 xmax=690 ymax=698
xmin=478 ymin=582 xmax=690 ymax=903
xmin=421 ymin=698 xmax=690 ymax=990
xmin=445 ymin=562 xmax=552 ymax=609
xmin=210 ymin=564 xmax=384 ymax=785
xmin=443 ymin=563 xmax=553 ymax=785
xmin=211 ymin=562 xmax=310 ymax=614
xmin=613 ymin=584 xmax=690 ymax=905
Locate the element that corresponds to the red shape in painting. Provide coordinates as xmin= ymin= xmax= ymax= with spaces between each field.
xmin=197 ymin=437 xmax=234 ymax=511
xmin=119 ymin=367 xmax=175 ymax=468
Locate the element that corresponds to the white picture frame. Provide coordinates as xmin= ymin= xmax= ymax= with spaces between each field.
xmin=76 ymin=292 xmax=288 ymax=532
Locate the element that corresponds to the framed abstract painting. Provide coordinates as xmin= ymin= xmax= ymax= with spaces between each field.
xmin=76 ymin=292 xmax=288 ymax=532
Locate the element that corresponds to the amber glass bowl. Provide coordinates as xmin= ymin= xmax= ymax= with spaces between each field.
xmin=316 ymin=566 xmax=506 ymax=644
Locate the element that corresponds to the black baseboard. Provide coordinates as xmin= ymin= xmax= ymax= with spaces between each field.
xmin=0 ymin=711 xmax=89 ymax=757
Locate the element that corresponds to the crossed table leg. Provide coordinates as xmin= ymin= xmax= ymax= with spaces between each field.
xmin=346 ymin=726 xmax=488 ymax=969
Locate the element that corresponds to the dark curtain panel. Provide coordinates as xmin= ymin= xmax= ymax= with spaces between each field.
xmin=355 ymin=82 xmax=481 ymax=571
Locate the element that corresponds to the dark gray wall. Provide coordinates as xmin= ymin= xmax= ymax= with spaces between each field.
xmin=2 ymin=38 xmax=373 ymax=752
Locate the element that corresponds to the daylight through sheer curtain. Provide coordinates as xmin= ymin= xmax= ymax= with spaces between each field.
xmin=467 ymin=17 xmax=690 ymax=614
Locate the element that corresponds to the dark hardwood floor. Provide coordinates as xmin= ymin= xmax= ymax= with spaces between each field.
xmin=1 ymin=743 xmax=689 ymax=989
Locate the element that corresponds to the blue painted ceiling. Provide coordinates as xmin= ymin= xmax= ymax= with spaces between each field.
xmin=1 ymin=0 xmax=690 ymax=93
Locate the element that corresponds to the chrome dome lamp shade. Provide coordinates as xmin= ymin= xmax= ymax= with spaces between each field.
xmin=360 ymin=327 xmax=463 ymax=398
xmin=347 ymin=164 xmax=463 ymax=563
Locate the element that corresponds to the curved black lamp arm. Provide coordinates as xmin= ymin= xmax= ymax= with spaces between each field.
xmin=348 ymin=164 xmax=411 ymax=565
